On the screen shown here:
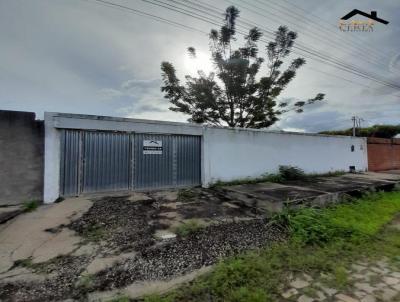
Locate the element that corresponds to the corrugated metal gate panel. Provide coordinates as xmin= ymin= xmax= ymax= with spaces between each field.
xmin=133 ymin=133 xmax=174 ymax=190
xmin=60 ymin=131 xmax=201 ymax=195
xmin=60 ymin=130 xmax=81 ymax=196
xmin=176 ymin=135 xmax=201 ymax=186
xmin=82 ymin=131 xmax=131 ymax=193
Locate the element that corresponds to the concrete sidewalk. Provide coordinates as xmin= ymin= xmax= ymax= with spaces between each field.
xmin=219 ymin=171 xmax=400 ymax=213
xmin=0 ymin=197 xmax=92 ymax=274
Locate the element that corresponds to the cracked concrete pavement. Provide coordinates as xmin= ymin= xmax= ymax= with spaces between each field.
xmin=0 ymin=197 xmax=92 ymax=273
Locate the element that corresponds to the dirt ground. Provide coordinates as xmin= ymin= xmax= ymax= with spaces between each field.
xmin=0 ymin=188 xmax=284 ymax=301
xmin=1 ymin=172 xmax=399 ymax=301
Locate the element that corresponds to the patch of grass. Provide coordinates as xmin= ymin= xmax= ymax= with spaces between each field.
xmin=22 ymin=200 xmax=39 ymax=212
xmin=211 ymin=165 xmax=345 ymax=187
xmin=302 ymin=287 xmax=318 ymax=298
xmin=13 ymin=258 xmax=34 ymax=269
xmin=106 ymin=295 xmax=131 ymax=302
xmin=308 ymin=170 xmax=346 ymax=178
xmin=144 ymin=294 xmax=175 ymax=302
xmin=211 ymin=173 xmax=283 ymax=187
xmin=177 ymin=189 xmax=196 ymax=202
xmin=278 ymin=165 xmax=306 ymax=181
xmin=174 ymin=219 xmax=205 ymax=237
xmin=332 ymin=266 xmax=349 ymax=289
xmin=82 ymin=223 xmax=106 ymax=242
xmin=148 ymin=191 xmax=400 ymax=302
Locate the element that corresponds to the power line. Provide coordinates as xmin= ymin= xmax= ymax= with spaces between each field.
xmin=163 ymin=0 xmax=399 ymax=91
xmin=259 ymin=0 xmax=393 ymax=67
xmin=142 ymin=0 xmax=400 ymax=90
xmin=87 ymin=0 xmax=208 ymax=34
xmin=84 ymin=0 xmax=400 ymax=96
xmin=279 ymin=0 xmax=397 ymax=61
xmin=225 ymin=0 xmax=398 ymax=81
xmin=177 ymin=0 xmax=399 ymax=90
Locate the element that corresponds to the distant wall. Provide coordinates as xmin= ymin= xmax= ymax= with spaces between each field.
xmin=203 ymin=127 xmax=368 ymax=185
xmin=367 ymin=137 xmax=400 ymax=171
xmin=0 ymin=110 xmax=44 ymax=205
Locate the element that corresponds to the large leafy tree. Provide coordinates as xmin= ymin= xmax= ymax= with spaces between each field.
xmin=161 ymin=6 xmax=325 ymax=128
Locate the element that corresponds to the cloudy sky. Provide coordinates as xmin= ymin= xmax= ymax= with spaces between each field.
xmin=0 ymin=0 xmax=399 ymax=132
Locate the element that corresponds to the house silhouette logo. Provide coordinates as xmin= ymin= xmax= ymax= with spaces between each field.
xmin=339 ymin=10 xmax=388 ymax=32
xmin=341 ymin=10 xmax=389 ymax=24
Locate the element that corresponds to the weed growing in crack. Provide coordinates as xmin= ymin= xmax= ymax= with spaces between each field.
xmin=13 ymin=258 xmax=34 ymax=269
xmin=174 ymin=219 xmax=205 ymax=237
xmin=82 ymin=224 xmax=106 ymax=242
xmin=23 ymin=200 xmax=39 ymax=212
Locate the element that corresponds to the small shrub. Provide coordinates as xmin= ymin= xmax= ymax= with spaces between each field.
xmin=278 ymin=165 xmax=306 ymax=181
xmin=174 ymin=219 xmax=204 ymax=237
xmin=23 ymin=200 xmax=39 ymax=212
xmin=261 ymin=173 xmax=284 ymax=183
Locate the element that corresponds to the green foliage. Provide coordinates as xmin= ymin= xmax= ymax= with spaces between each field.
xmin=23 ymin=200 xmax=39 ymax=212
xmin=320 ymin=124 xmax=400 ymax=138
xmin=14 ymin=258 xmax=34 ymax=269
xmin=149 ymin=192 xmax=400 ymax=301
xmin=174 ymin=219 xmax=205 ymax=237
xmin=143 ymin=294 xmax=175 ymax=302
xmin=211 ymin=173 xmax=283 ymax=187
xmin=229 ymin=287 xmax=268 ymax=302
xmin=106 ymin=295 xmax=131 ymax=302
xmin=332 ymin=266 xmax=349 ymax=288
xmin=161 ymin=6 xmax=325 ymax=129
xmin=211 ymin=166 xmax=343 ymax=187
xmin=82 ymin=223 xmax=106 ymax=242
xmin=278 ymin=165 xmax=306 ymax=181
xmin=283 ymin=191 xmax=400 ymax=245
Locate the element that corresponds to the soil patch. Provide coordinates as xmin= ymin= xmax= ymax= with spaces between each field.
xmin=0 ymin=255 xmax=90 ymax=302
xmin=69 ymin=196 xmax=161 ymax=254
xmin=92 ymin=219 xmax=286 ymax=291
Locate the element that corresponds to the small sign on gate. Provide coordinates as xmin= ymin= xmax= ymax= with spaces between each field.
xmin=143 ymin=140 xmax=162 ymax=154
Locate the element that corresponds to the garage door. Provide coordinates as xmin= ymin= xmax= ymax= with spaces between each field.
xmin=60 ymin=130 xmax=201 ymax=196
xmin=134 ymin=134 xmax=201 ymax=190
xmin=82 ymin=131 xmax=131 ymax=193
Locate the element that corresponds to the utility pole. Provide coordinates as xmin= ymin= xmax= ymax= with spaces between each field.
xmin=352 ymin=116 xmax=364 ymax=137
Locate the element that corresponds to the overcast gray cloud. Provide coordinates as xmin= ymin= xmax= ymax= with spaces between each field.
xmin=0 ymin=0 xmax=399 ymax=131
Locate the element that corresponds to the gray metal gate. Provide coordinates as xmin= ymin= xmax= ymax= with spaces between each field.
xmin=82 ymin=131 xmax=131 ymax=193
xmin=60 ymin=130 xmax=81 ymax=196
xmin=133 ymin=134 xmax=201 ymax=190
xmin=60 ymin=130 xmax=201 ymax=196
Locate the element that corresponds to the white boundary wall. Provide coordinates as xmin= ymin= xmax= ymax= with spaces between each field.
xmin=44 ymin=112 xmax=368 ymax=203
xmin=202 ymin=127 xmax=368 ymax=186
